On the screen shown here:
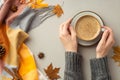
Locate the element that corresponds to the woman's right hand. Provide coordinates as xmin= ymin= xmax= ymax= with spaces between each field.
xmin=59 ymin=19 xmax=77 ymax=52
xmin=96 ymin=26 xmax=115 ymax=58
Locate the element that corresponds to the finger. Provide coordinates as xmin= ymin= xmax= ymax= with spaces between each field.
xmin=106 ymin=29 xmax=115 ymax=47
xmin=98 ymin=30 xmax=109 ymax=45
xmin=59 ymin=19 xmax=68 ymax=32
xmin=63 ymin=18 xmax=72 ymax=30
xmin=104 ymin=26 xmax=113 ymax=36
xmin=104 ymin=26 xmax=112 ymax=30
xmin=65 ymin=18 xmax=72 ymax=24
xmin=69 ymin=26 xmax=76 ymax=37
xmin=104 ymin=26 xmax=114 ymax=45
xmin=59 ymin=24 xmax=64 ymax=38
xmin=59 ymin=23 xmax=64 ymax=33
xmin=63 ymin=19 xmax=72 ymax=34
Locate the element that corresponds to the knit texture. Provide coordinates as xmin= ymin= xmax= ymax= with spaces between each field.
xmin=90 ymin=57 xmax=111 ymax=80
xmin=10 ymin=6 xmax=54 ymax=32
xmin=64 ymin=52 xmax=83 ymax=80
xmin=64 ymin=52 xmax=111 ymax=80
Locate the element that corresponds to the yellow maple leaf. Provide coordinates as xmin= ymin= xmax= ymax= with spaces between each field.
xmin=29 ymin=0 xmax=48 ymax=9
xmin=36 ymin=0 xmax=43 ymax=4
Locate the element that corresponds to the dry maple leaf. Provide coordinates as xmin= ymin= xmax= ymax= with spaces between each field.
xmin=44 ymin=63 xmax=61 ymax=80
xmin=53 ymin=4 xmax=64 ymax=17
xmin=112 ymin=46 xmax=120 ymax=66
xmin=29 ymin=0 xmax=48 ymax=9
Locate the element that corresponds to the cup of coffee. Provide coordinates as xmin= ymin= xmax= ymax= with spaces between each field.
xmin=71 ymin=11 xmax=104 ymax=46
xmin=75 ymin=15 xmax=101 ymax=41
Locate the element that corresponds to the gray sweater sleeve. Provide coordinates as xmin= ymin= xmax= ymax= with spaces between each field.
xmin=64 ymin=52 xmax=83 ymax=80
xmin=90 ymin=57 xmax=111 ymax=80
xmin=64 ymin=52 xmax=111 ymax=80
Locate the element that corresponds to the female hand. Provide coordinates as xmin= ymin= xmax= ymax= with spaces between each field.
xmin=59 ymin=19 xmax=77 ymax=52
xmin=96 ymin=26 xmax=115 ymax=58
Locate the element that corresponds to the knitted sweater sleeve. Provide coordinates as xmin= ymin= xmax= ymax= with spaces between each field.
xmin=64 ymin=52 xmax=111 ymax=80
xmin=90 ymin=57 xmax=111 ymax=80
xmin=64 ymin=52 xmax=83 ymax=80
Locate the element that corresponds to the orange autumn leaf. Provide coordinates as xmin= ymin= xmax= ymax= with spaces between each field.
xmin=44 ymin=63 xmax=60 ymax=80
xmin=112 ymin=55 xmax=120 ymax=62
xmin=29 ymin=0 xmax=48 ymax=9
xmin=19 ymin=0 xmax=48 ymax=8
xmin=19 ymin=0 xmax=63 ymax=17
xmin=31 ymin=3 xmax=48 ymax=9
xmin=112 ymin=46 xmax=120 ymax=66
xmin=53 ymin=4 xmax=63 ymax=17
xmin=113 ymin=46 xmax=120 ymax=54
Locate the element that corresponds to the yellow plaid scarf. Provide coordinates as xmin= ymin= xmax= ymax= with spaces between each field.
xmin=1 ymin=24 xmax=38 ymax=80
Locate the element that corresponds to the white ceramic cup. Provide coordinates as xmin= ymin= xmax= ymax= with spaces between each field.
xmin=71 ymin=11 xmax=104 ymax=46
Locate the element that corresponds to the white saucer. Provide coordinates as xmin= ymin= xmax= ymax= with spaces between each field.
xmin=71 ymin=11 xmax=104 ymax=46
